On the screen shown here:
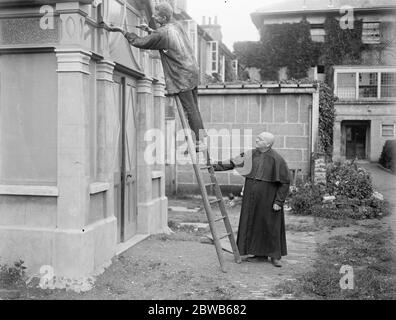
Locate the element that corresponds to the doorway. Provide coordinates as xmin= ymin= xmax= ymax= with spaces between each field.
xmin=342 ymin=121 xmax=370 ymax=160
xmin=113 ymin=74 xmax=138 ymax=243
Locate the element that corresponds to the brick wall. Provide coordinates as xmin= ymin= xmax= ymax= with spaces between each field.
xmin=174 ymin=84 xmax=319 ymax=194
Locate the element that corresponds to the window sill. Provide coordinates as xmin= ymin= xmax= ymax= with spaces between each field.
xmin=0 ymin=185 xmax=59 ymax=197
xmin=89 ymin=182 xmax=110 ymax=195
xmin=152 ymin=171 xmax=164 ymax=179
xmin=336 ymin=99 xmax=396 ymax=104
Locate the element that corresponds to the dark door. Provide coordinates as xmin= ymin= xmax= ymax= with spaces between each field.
xmin=113 ymin=75 xmax=138 ymax=243
xmin=346 ymin=125 xmax=367 ymax=160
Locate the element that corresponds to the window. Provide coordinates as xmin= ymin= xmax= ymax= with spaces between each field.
xmin=336 ymin=69 xmax=396 ymax=100
xmin=359 ymin=72 xmax=378 ymax=98
xmin=337 ymin=73 xmax=356 ymax=99
xmin=382 ymin=124 xmax=395 ymax=137
xmin=362 ymin=22 xmax=381 ymax=44
xmin=208 ymin=41 xmax=218 ymax=74
xmin=232 ymin=59 xmax=238 ymax=78
xmin=310 ymin=28 xmax=326 ymax=42
xmin=381 ymin=73 xmax=396 ymax=98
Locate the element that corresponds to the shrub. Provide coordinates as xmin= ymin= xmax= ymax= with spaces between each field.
xmin=326 ymin=161 xmax=373 ymax=200
xmin=288 ymin=183 xmax=323 ymax=216
xmin=0 ymin=260 xmax=27 ymax=289
xmin=288 ymin=162 xmax=389 ymax=220
xmin=379 ymin=140 xmax=396 ymax=172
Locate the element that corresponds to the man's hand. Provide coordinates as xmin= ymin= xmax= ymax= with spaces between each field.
xmin=136 ymin=23 xmax=154 ymax=34
xmin=100 ymin=22 xmax=126 ymax=35
xmin=273 ymin=204 xmax=282 ymax=212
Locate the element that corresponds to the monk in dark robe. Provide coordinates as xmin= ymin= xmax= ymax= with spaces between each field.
xmin=214 ymin=132 xmax=290 ymax=267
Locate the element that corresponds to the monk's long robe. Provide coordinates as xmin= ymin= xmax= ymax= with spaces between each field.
xmin=214 ymin=149 xmax=290 ymax=259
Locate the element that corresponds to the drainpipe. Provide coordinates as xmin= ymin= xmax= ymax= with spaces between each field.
xmin=310 ymin=85 xmax=320 ymax=182
xmin=309 ymin=102 xmax=313 ymax=183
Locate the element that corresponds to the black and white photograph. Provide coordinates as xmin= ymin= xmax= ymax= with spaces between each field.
xmin=0 ymin=0 xmax=395 ymax=306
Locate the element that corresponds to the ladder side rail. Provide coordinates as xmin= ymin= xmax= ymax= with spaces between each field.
xmin=207 ymin=166 xmax=242 ymax=263
xmin=174 ymin=95 xmax=227 ymax=272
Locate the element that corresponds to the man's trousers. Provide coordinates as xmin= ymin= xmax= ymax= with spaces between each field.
xmin=177 ymin=87 xmax=205 ymax=141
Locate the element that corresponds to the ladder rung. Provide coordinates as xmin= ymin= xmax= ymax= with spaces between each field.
xmin=200 ymin=166 xmax=212 ymax=170
xmin=209 ymin=199 xmax=222 ymax=205
xmin=205 ymin=183 xmax=215 ymax=187
xmin=214 ymin=216 xmax=226 ymax=222
xmin=218 ymin=233 xmax=231 ymax=240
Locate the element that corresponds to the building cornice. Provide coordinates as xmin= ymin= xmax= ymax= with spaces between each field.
xmin=0 ymin=0 xmax=93 ymax=8
xmin=251 ymin=6 xmax=396 ymax=29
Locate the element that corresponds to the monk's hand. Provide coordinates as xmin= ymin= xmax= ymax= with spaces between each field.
xmin=273 ymin=204 xmax=282 ymax=212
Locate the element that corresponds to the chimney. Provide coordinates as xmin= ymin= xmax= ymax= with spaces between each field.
xmin=200 ymin=15 xmax=223 ymax=41
xmin=202 ymin=16 xmax=206 ymax=25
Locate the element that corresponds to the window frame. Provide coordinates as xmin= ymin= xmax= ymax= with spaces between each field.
xmin=362 ymin=21 xmax=381 ymax=44
xmin=381 ymin=124 xmax=395 ymax=137
xmin=334 ymin=67 xmax=396 ymax=101
xmin=208 ymin=40 xmax=219 ymax=74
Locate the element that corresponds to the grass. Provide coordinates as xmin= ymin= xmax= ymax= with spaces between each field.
xmin=273 ymin=226 xmax=396 ymax=300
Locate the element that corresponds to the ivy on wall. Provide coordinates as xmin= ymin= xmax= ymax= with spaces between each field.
xmin=322 ymin=16 xmax=364 ymax=84
xmin=318 ymin=83 xmax=337 ymax=158
xmin=234 ymin=16 xmax=364 ymax=83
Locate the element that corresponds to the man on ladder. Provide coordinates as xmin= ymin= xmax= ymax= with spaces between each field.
xmin=103 ymin=2 xmax=240 ymax=272
xmin=103 ymin=1 xmax=207 ymax=152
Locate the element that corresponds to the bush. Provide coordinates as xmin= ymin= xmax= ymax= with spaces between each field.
xmin=288 ymin=161 xmax=389 ymax=220
xmin=0 ymin=260 xmax=27 ymax=289
xmin=326 ymin=161 xmax=373 ymax=200
xmin=288 ymin=183 xmax=323 ymax=216
xmin=379 ymin=140 xmax=396 ymax=172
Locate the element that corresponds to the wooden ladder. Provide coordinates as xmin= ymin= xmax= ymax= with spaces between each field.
xmin=174 ymin=95 xmax=242 ymax=272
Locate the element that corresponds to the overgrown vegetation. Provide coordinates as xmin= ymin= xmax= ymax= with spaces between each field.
xmin=289 ymin=161 xmax=391 ymax=220
xmin=326 ymin=161 xmax=373 ymax=200
xmin=234 ymin=16 xmax=364 ymax=83
xmin=379 ymin=140 xmax=396 ymax=173
xmin=274 ymin=227 xmax=396 ymax=300
xmin=0 ymin=260 xmax=27 ymax=290
xmin=318 ymin=84 xmax=337 ymax=157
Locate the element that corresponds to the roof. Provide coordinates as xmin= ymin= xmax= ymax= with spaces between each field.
xmin=253 ymin=0 xmax=396 ymax=15
xmin=0 ymin=0 xmax=93 ymax=6
xmin=198 ymin=83 xmax=318 ymax=95
xmin=251 ymin=0 xmax=396 ymax=29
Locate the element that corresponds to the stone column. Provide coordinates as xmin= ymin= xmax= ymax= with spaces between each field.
xmin=153 ymin=82 xmax=169 ymax=233
xmin=97 ymin=60 xmax=116 ymax=219
xmin=51 ymin=2 xmax=116 ymax=282
xmin=333 ymin=120 xmax=342 ymax=162
xmin=136 ymin=77 xmax=154 ymax=234
xmin=56 ymin=48 xmax=91 ymax=230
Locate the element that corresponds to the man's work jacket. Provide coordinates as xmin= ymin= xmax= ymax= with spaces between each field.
xmin=125 ymin=20 xmax=199 ymax=94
